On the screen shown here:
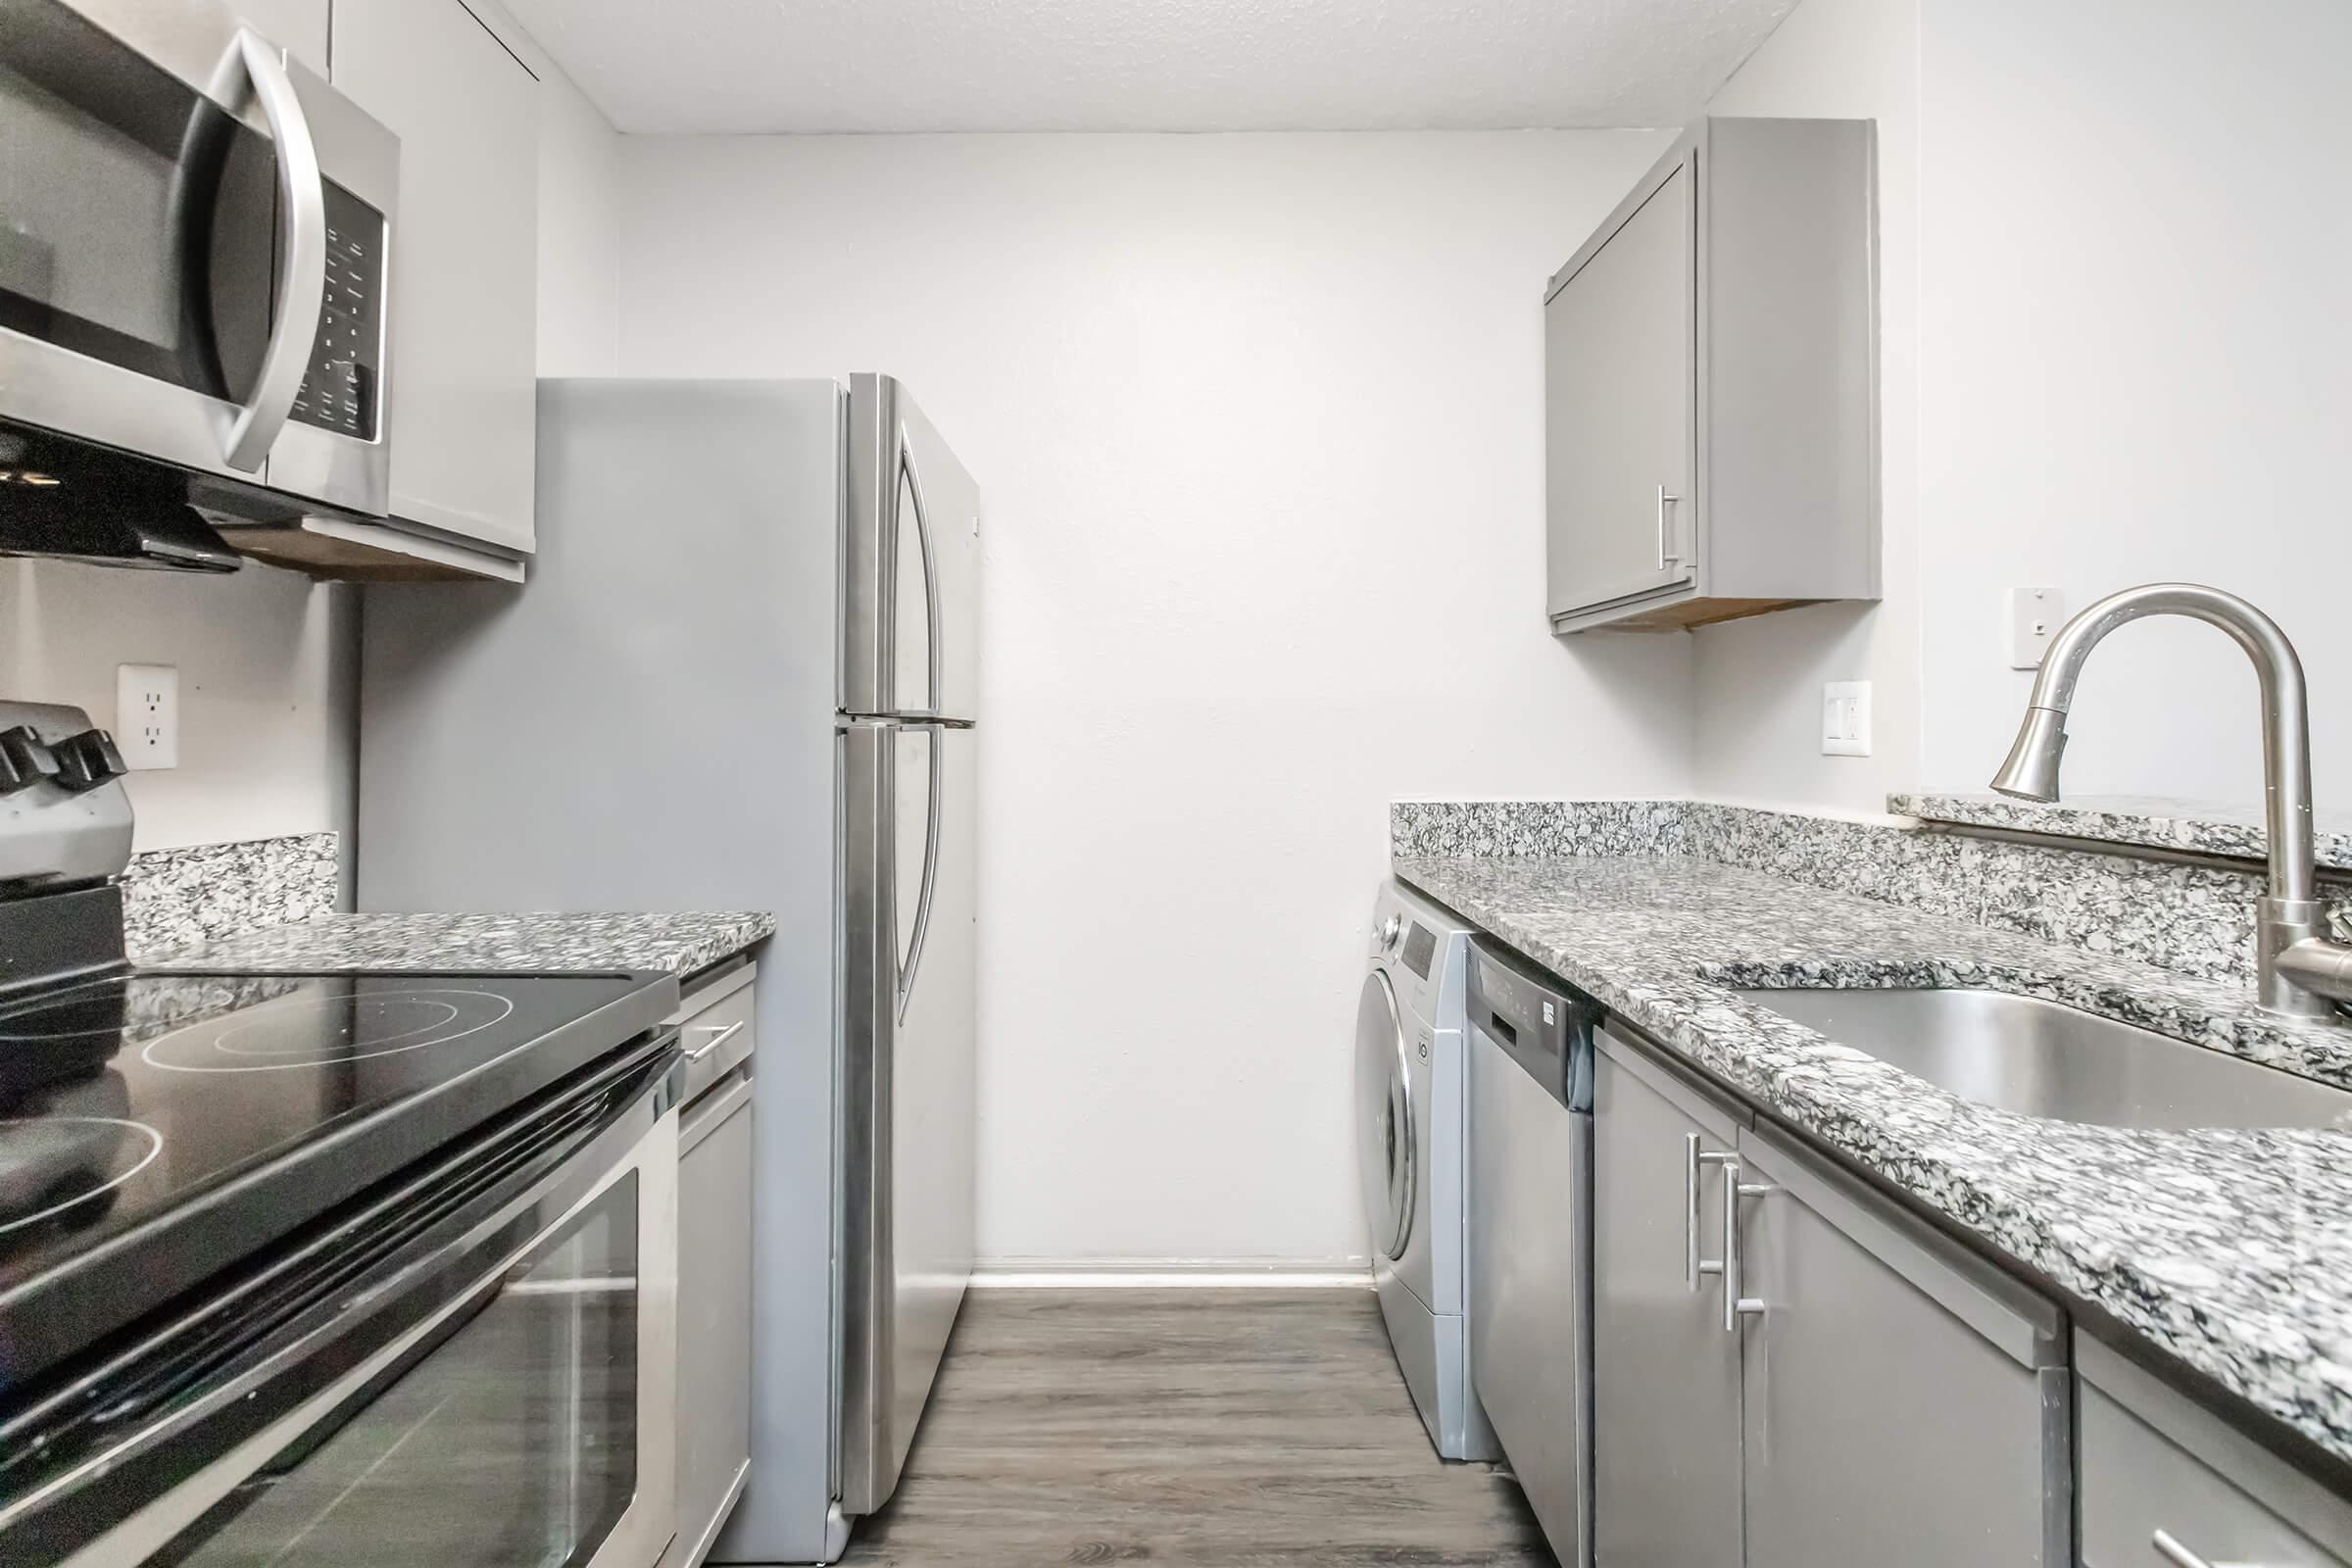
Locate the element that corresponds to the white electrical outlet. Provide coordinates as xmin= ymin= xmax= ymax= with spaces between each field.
xmin=1822 ymin=681 xmax=1872 ymax=757
xmin=116 ymin=663 xmax=179 ymax=770
xmin=2007 ymin=586 xmax=2065 ymax=669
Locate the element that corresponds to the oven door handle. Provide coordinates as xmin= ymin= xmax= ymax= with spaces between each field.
xmin=209 ymin=29 xmax=327 ymax=473
xmin=0 ymin=1038 xmax=682 ymax=1564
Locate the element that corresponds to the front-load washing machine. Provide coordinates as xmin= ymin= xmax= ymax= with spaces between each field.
xmin=1355 ymin=878 xmax=1499 ymax=1461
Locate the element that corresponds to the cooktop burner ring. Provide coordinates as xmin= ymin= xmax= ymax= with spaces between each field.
xmin=211 ymin=997 xmax=465 ymax=1058
xmin=0 ymin=1116 xmax=164 ymax=1238
xmin=140 ymin=989 xmax=519 ymax=1074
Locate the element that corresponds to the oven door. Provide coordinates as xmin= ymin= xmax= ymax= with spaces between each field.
xmin=0 ymin=0 xmax=396 ymax=515
xmin=0 ymin=1036 xmax=680 ymax=1568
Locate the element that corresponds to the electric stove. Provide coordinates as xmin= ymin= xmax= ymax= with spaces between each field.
xmin=0 ymin=702 xmax=679 ymax=1395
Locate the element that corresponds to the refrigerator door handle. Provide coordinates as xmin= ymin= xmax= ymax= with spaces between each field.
xmin=900 ymin=430 xmax=945 ymax=717
xmin=896 ymin=723 xmax=946 ymax=1024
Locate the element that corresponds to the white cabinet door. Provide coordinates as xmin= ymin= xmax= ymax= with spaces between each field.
xmin=332 ymin=0 xmax=538 ymax=554
xmin=230 ymin=0 xmax=329 ymax=74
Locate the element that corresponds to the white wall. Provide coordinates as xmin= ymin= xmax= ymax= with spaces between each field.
xmin=0 ymin=564 xmax=354 ymax=852
xmin=1914 ymin=0 xmax=2352 ymax=802
xmin=615 ymin=130 xmax=1690 ymax=1265
xmin=1691 ymin=0 xmax=1921 ymax=815
xmin=1696 ymin=0 xmax=2352 ymax=813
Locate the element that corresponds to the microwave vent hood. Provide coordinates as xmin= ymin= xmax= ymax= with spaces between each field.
xmin=0 ymin=427 xmax=241 ymax=573
xmin=0 ymin=422 xmax=523 ymax=583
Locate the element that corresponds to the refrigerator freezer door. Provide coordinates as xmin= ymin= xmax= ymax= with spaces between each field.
xmin=838 ymin=718 xmax=978 ymax=1518
xmin=841 ymin=375 xmax=981 ymax=722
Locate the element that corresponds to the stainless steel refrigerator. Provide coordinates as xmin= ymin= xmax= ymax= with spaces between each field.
xmin=357 ymin=376 xmax=980 ymax=1563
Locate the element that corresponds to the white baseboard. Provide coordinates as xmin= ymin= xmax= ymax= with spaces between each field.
xmin=971 ymin=1257 xmax=1372 ymax=1290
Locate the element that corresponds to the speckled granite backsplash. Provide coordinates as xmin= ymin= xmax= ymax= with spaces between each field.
xmin=1891 ymin=790 xmax=2352 ymax=871
xmin=1391 ymin=800 xmax=2346 ymax=991
xmin=1388 ymin=800 xmax=1688 ymax=859
xmin=122 ymin=833 xmax=341 ymax=959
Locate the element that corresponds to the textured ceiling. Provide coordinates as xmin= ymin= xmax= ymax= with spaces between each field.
xmin=503 ymin=0 xmax=1799 ymax=134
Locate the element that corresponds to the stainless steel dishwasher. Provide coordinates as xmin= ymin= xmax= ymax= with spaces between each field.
xmin=1467 ymin=941 xmax=1595 ymax=1568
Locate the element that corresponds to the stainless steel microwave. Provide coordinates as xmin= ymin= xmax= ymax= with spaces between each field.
xmin=0 ymin=0 xmax=399 ymax=529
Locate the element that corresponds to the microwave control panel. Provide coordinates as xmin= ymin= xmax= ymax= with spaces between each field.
xmin=287 ymin=180 xmax=385 ymax=443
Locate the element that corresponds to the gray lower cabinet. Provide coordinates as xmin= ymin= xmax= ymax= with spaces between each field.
xmin=2079 ymin=1336 xmax=2352 ymax=1567
xmin=1734 ymin=1124 xmax=2070 ymax=1567
xmin=1592 ymin=1027 xmax=1744 ymax=1568
xmin=666 ymin=1070 xmax=755 ymax=1568
xmin=1593 ymin=1025 xmax=2070 ymax=1567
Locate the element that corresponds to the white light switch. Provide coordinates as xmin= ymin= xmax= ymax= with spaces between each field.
xmin=116 ymin=663 xmax=178 ymax=770
xmin=2007 ymin=586 xmax=2065 ymax=670
xmin=1822 ymin=681 xmax=1872 ymax=757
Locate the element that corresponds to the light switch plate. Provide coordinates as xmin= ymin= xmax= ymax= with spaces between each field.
xmin=1822 ymin=681 xmax=1872 ymax=757
xmin=2007 ymin=586 xmax=2065 ymax=669
xmin=116 ymin=663 xmax=178 ymax=770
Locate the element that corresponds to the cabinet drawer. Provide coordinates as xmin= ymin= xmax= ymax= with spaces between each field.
xmin=669 ymin=965 xmax=757 ymax=1105
xmin=2080 ymin=1337 xmax=2352 ymax=1567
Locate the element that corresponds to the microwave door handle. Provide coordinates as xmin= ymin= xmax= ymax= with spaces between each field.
xmin=210 ymin=29 xmax=326 ymax=472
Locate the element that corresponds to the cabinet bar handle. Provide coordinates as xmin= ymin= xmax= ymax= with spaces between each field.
xmin=1656 ymin=486 xmax=1682 ymax=569
xmin=1686 ymin=1137 xmax=1734 ymax=1290
xmin=2151 ymin=1530 xmax=2266 ymax=1568
xmin=1723 ymin=1161 xmax=1768 ymax=1333
xmin=684 ymin=1019 xmax=747 ymax=1063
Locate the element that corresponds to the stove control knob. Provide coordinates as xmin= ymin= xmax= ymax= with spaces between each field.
xmin=1378 ymin=913 xmax=1402 ymax=951
xmin=0 ymin=726 xmax=60 ymax=794
xmin=53 ymin=729 xmax=127 ymax=793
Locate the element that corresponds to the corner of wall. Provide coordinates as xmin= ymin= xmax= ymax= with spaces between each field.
xmin=1686 ymin=0 xmax=1923 ymax=818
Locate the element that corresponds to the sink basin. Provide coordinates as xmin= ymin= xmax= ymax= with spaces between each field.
xmin=1731 ymin=987 xmax=2352 ymax=1131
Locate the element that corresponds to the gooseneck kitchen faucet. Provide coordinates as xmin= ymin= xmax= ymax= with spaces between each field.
xmin=1991 ymin=583 xmax=2352 ymax=1021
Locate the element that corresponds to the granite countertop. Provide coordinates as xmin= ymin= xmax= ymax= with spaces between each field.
xmin=1893 ymin=790 xmax=2352 ymax=872
xmin=144 ymin=911 xmax=775 ymax=979
xmin=1395 ymin=851 xmax=2352 ymax=1470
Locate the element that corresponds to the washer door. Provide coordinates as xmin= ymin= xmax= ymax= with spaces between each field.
xmin=1354 ymin=970 xmax=1415 ymax=1261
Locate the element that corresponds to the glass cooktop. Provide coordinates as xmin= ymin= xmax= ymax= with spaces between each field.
xmin=0 ymin=968 xmax=673 ymax=1386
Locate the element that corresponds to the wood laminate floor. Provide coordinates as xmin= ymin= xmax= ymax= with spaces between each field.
xmin=839 ymin=1288 xmax=1554 ymax=1567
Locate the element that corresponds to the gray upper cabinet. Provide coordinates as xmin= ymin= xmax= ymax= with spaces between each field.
xmin=332 ymin=0 xmax=539 ymax=564
xmin=1593 ymin=1023 xmax=2073 ymax=1568
xmin=1592 ymin=1027 xmax=1745 ymax=1568
xmin=1545 ymin=118 xmax=1879 ymax=633
xmin=1545 ymin=162 xmax=1696 ymax=619
xmin=1733 ymin=1124 xmax=2071 ymax=1568
xmin=232 ymin=0 xmax=329 ymax=74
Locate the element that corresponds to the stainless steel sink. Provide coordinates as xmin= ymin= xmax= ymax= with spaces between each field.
xmin=1732 ymin=987 xmax=2352 ymax=1131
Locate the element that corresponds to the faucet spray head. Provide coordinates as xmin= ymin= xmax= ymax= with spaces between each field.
xmin=1990 ymin=707 xmax=2069 ymax=802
